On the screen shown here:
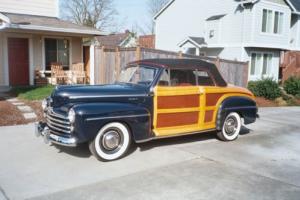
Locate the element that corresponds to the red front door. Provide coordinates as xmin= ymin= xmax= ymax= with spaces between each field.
xmin=8 ymin=38 xmax=29 ymax=86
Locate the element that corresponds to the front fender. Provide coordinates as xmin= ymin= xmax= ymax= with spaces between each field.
xmin=216 ymin=96 xmax=258 ymax=130
xmin=72 ymin=103 xmax=152 ymax=143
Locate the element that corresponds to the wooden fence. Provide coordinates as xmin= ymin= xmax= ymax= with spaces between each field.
xmin=94 ymin=46 xmax=249 ymax=87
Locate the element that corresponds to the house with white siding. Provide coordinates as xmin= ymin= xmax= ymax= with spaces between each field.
xmin=0 ymin=0 xmax=104 ymax=88
xmin=154 ymin=0 xmax=300 ymax=81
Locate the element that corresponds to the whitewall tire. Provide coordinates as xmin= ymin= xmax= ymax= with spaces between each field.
xmin=217 ymin=112 xmax=241 ymax=141
xmin=89 ymin=122 xmax=131 ymax=161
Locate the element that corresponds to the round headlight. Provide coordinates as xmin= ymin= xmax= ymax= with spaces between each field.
xmin=42 ymin=99 xmax=48 ymax=111
xmin=68 ymin=108 xmax=76 ymax=123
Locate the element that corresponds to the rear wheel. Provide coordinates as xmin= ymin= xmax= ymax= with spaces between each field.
xmin=217 ymin=112 xmax=241 ymax=141
xmin=89 ymin=122 xmax=131 ymax=161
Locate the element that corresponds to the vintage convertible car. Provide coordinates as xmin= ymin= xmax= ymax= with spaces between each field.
xmin=36 ymin=59 xmax=258 ymax=161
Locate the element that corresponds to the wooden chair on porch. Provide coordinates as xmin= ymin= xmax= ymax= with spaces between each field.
xmin=51 ymin=63 xmax=68 ymax=85
xmin=71 ymin=63 xmax=86 ymax=84
xmin=34 ymin=68 xmax=48 ymax=86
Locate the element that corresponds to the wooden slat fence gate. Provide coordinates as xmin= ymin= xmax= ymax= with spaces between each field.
xmin=94 ymin=46 xmax=249 ymax=87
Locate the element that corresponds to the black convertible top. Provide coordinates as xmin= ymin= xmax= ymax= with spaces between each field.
xmin=131 ymin=59 xmax=228 ymax=87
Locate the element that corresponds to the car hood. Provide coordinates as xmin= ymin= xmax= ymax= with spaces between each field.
xmin=50 ymin=84 xmax=148 ymax=108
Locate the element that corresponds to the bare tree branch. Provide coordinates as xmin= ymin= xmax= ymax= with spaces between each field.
xmin=147 ymin=0 xmax=169 ymax=34
xmin=147 ymin=0 xmax=169 ymax=17
xmin=61 ymin=0 xmax=117 ymax=31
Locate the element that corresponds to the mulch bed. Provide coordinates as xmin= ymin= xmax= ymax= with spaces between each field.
xmin=255 ymin=97 xmax=278 ymax=107
xmin=24 ymin=100 xmax=44 ymax=122
xmin=0 ymin=96 xmax=44 ymax=126
xmin=0 ymin=97 xmax=29 ymax=126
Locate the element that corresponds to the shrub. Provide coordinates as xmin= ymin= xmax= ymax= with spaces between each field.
xmin=283 ymin=76 xmax=300 ymax=96
xmin=248 ymin=78 xmax=281 ymax=100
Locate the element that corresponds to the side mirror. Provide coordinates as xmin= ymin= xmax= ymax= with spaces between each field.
xmin=148 ymin=91 xmax=155 ymax=97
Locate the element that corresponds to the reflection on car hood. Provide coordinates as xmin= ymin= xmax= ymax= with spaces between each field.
xmin=54 ymin=84 xmax=147 ymax=98
xmin=50 ymin=84 xmax=148 ymax=108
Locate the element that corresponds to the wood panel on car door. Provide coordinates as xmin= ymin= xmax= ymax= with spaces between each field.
xmin=153 ymin=86 xmax=204 ymax=137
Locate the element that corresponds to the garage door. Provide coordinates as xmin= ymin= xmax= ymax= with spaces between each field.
xmin=8 ymin=38 xmax=29 ymax=86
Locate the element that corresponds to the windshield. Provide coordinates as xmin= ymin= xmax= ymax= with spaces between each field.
xmin=118 ymin=65 xmax=158 ymax=86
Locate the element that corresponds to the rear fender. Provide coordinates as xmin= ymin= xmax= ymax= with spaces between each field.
xmin=216 ymin=96 xmax=258 ymax=130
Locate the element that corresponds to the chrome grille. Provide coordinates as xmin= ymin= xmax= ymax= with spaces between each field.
xmin=46 ymin=108 xmax=71 ymax=136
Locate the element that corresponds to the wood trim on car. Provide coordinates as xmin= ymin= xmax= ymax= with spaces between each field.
xmin=204 ymin=110 xmax=214 ymax=123
xmin=157 ymin=112 xmax=199 ymax=128
xmin=206 ymin=93 xmax=225 ymax=106
xmin=157 ymin=95 xmax=199 ymax=109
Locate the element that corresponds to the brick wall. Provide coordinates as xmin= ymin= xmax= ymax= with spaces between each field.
xmin=281 ymin=51 xmax=300 ymax=82
xmin=138 ymin=35 xmax=155 ymax=49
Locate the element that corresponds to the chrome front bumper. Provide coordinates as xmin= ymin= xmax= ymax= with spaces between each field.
xmin=35 ymin=122 xmax=77 ymax=147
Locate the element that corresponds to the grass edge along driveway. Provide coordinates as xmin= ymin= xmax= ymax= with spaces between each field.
xmin=11 ymin=85 xmax=55 ymax=101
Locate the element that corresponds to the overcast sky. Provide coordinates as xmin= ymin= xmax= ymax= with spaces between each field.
xmin=60 ymin=0 xmax=150 ymax=34
xmin=114 ymin=0 xmax=149 ymax=33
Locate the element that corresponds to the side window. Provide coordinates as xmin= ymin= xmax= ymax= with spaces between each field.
xmin=170 ymin=69 xmax=196 ymax=86
xmin=194 ymin=70 xmax=215 ymax=86
xmin=158 ymin=69 xmax=170 ymax=86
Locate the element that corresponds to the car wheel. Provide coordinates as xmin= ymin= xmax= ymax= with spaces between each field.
xmin=217 ymin=112 xmax=241 ymax=141
xmin=89 ymin=122 xmax=131 ymax=161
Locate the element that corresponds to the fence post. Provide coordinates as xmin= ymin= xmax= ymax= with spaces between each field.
xmin=136 ymin=46 xmax=141 ymax=60
xmin=243 ymin=61 xmax=249 ymax=87
xmin=92 ymin=46 xmax=97 ymax=84
xmin=100 ymin=46 xmax=106 ymax=84
xmin=115 ymin=47 xmax=121 ymax=80
xmin=178 ymin=51 xmax=183 ymax=58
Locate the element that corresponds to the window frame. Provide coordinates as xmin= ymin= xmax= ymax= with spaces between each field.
xmin=157 ymin=68 xmax=216 ymax=87
xmin=185 ymin=48 xmax=197 ymax=56
xmin=250 ymin=51 xmax=274 ymax=78
xmin=261 ymin=8 xmax=284 ymax=35
xmin=118 ymin=65 xmax=159 ymax=86
xmin=43 ymin=37 xmax=72 ymax=71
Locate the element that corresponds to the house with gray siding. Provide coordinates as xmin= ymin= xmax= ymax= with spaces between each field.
xmin=0 ymin=0 xmax=104 ymax=88
xmin=154 ymin=0 xmax=300 ymax=81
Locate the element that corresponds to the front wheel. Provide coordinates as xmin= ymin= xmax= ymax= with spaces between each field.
xmin=217 ymin=112 xmax=241 ymax=141
xmin=89 ymin=122 xmax=131 ymax=161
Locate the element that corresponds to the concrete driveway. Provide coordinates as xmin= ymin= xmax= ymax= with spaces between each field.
xmin=0 ymin=107 xmax=300 ymax=200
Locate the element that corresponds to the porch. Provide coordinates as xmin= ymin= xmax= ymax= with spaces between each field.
xmin=0 ymin=12 xmax=104 ymax=87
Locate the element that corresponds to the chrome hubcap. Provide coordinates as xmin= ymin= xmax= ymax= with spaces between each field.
xmin=102 ymin=131 xmax=121 ymax=150
xmin=224 ymin=117 xmax=237 ymax=136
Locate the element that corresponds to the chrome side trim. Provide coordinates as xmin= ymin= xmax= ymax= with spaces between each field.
xmin=135 ymin=129 xmax=217 ymax=143
xmin=69 ymin=94 xmax=147 ymax=100
xmin=85 ymin=114 xmax=150 ymax=122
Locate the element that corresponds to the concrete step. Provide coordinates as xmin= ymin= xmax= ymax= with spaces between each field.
xmin=0 ymin=86 xmax=11 ymax=93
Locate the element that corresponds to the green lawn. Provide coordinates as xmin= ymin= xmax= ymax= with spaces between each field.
xmin=11 ymin=85 xmax=55 ymax=101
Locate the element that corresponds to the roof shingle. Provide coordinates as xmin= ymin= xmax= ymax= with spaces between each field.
xmin=289 ymin=0 xmax=300 ymax=12
xmin=96 ymin=31 xmax=131 ymax=47
xmin=1 ymin=12 xmax=104 ymax=35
